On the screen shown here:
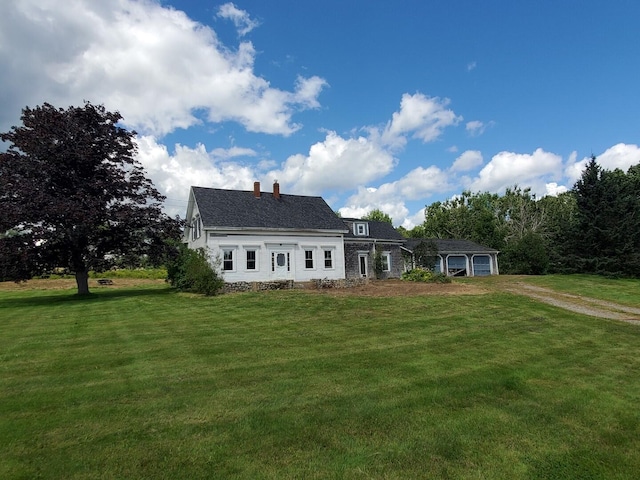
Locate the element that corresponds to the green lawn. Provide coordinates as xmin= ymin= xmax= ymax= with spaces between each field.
xmin=465 ymin=273 xmax=640 ymax=308
xmin=1 ymin=281 xmax=639 ymax=479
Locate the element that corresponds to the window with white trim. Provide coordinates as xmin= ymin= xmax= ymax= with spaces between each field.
xmin=446 ymin=255 xmax=467 ymax=276
xmin=354 ymin=222 xmax=368 ymax=236
xmin=304 ymin=249 xmax=314 ymax=269
xmin=381 ymin=251 xmax=391 ymax=272
xmin=472 ymin=255 xmax=491 ymax=276
xmin=191 ymin=215 xmax=202 ymax=240
xmin=222 ymin=249 xmax=234 ymax=271
xmin=246 ymin=249 xmax=257 ymax=270
xmin=323 ymin=249 xmax=333 ymax=269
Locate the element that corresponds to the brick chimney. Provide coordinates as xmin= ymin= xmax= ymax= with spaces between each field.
xmin=273 ymin=180 xmax=280 ymax=199
xmin=254 ymin=181 xmax=260 ymax=198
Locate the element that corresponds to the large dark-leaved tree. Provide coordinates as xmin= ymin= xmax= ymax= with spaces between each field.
xmin=0 ymin=102 xmax=176 ymax=294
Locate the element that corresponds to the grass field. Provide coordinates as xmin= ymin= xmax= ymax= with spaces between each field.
xmin=464 ymin=274 xmax=640 ymax=308
xmin=1 ymin=277 xmax=639 ymax=479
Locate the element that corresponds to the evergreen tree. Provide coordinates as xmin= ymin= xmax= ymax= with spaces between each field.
xmin=538 ymin=192 xmax=577 ymax=273
xmin=572 ymin=156 xmax=640 ymax=276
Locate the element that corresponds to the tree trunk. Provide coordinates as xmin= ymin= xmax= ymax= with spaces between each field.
xmin=75 ymin=270 xmax=90 ymax=295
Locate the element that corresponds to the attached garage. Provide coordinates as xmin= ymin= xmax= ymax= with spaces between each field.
xmin=404 ymin=239 xmax=500 ymax=277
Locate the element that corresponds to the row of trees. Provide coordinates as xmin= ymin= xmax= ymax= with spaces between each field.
xmin=399 ymin=158 xmax=640 ymax=277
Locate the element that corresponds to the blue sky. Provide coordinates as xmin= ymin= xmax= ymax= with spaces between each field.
xmin=1 ymin=1 xmax=639 ymax=227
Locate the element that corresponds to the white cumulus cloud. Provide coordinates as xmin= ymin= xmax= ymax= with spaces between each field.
xmin=564 ymin=143 xmax=640 ymax=185
xmin=594 ymin=143 xmax=640 ymax=172
xmin=465 ymin=120 xmax=494 ymax=137
xmin=267 ymin=131 xmax=397 ymax=195
xmin=379 ymin=93 xmax=462 ymax=149
xmin=402 ymin=208 xmax=427 ymax=230
xmin=339 ymin=187 xmax=409 ymax=227
xmin=217 ymin=2 xmax=260 ymax=36
xmin=0 ymin=0 xmax=326 ymax=136
xmin=135 ymin=135 xmax=258 ymax=216
xmin=451 ymin=150 xmax=483 ymax=172
xmin=545 ymin=182 xmax=568 ymax=196
xmin=469 ymin=148 xmax=564 ymax=196
xmin=337 ymin=166 xmax=451 ymax=226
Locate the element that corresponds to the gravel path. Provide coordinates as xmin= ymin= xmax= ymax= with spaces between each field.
xmin=505 ymin=283 xmax=640 ymax=325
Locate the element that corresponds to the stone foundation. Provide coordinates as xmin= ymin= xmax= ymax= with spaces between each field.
xmin=310 ymin=277 xmax=368 ymax=289
xmin=223 ymin=277 xmax=368 ymax=294
xmin=223 ymin=280 xmax=294 ymax=293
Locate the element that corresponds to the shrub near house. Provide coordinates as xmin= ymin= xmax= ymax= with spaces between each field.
xmin=402 ymin=268 xmax=451 ymax=283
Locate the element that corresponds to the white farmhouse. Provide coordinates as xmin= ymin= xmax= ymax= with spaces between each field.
xmin=184 ymin=182 xmax=348 ymax=283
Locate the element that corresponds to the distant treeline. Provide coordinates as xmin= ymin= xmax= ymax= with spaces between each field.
xmin=399 ymin=157 xmax=640 ymax=277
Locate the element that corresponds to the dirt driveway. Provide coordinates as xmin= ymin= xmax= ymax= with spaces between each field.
xmin=310 ymin=278 xmax=640 ymax=325
xmin=500 ymin=282 xmax=640 ymax=324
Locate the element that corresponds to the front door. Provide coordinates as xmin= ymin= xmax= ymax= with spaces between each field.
xmin=271 ymin=251 xmax=291 ymax=279
xmin=359 ymin=254 xmax=368 ymax=277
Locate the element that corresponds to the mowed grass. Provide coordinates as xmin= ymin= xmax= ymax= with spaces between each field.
xmin=465 ymin=273 xmax=640 ymax=308
xmin=1 ymin=281 xmax=639 ymax=479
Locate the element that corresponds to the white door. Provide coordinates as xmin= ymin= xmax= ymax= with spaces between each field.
xmin=271 ymin=251 xmax=291 ymax=279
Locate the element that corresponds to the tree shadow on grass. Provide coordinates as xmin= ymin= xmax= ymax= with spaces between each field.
xmin=0 ymin=286 xmax=178 ymax=309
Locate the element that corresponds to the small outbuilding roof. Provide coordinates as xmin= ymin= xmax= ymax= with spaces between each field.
xmin=404 ymin=238 xmax=499 ymax=254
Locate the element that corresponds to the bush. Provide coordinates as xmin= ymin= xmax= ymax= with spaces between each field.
xmin=402 ymin=268 xmax=451 ymax=283
xmin=501 ymin=232 xmax=549 ymax=275
xmin=165 ymin=243 xmax=224 ymax=296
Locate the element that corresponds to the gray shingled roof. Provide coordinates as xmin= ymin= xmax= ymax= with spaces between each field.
xmin=404 ymin=238 xmax=498 ymax=254
xmin=342 ymin=218 xmax=405 ymax=242
xmin=191 ymin=186 xmax=348 ymax=231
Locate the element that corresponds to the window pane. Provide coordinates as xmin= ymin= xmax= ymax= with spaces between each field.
xmin=359 ymin=255 xmax=367 ymax=276
xmin=447 ymin=256 xmax=466 ymax=276
xmin=382 ymin=254 xmax=390 ymax=271
xmin=305 ymin=250 xmax=313 ymax=269
xmin=223 ymin=250 xmax=233 ymax=271
xmin=246 ymin=250 xmax=256 ymax=270
xmin=324 ymin=250 xmax=332 ymax=268
xmin=191 ymin=216 xmax=201 ymax=240
xmin=473 ymin=255 xmax=491 ymax=276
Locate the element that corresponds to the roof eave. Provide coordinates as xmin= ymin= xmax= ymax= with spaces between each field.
xmin=203 ymin=226 xmax=349 ymax=234
xmin=344 ymin=237 xmax=405 ymax=243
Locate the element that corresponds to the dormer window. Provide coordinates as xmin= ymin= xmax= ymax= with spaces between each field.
xmin=354 ymin=222 xmax=368 ymax=236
